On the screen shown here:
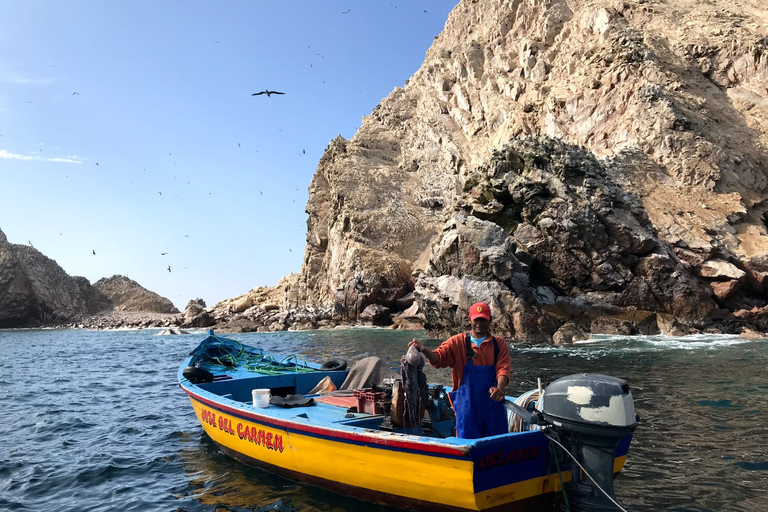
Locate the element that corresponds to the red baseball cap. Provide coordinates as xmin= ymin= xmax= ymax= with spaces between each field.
xmin=469 ymin=302 xmax=491 ymax=321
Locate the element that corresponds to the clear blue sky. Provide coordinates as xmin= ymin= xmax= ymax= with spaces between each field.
xmin=0 ymin=1 xmax=458 ymax=310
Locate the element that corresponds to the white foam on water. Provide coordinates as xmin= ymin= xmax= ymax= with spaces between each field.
xmin=513 ymin=333 xmax=757 ymax=355
xmin=641 ymin=334 xmax=749 ymax=350
xmin=572 ymin=338 xmax=604 ymax=345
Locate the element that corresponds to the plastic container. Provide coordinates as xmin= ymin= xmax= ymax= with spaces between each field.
xmin=252 ymin=389 xmax=271 ymax=408
xmin=354 ymin=389 xmax=386 ymax=415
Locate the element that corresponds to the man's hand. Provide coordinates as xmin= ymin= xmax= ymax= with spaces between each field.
xmin=489 ymin=376 xmax=509 ymax=401
xmin=408 ymin=340 xmax=425 ymax=353
xmin=409 ymin=340 xmax=437 ymax=364
xmin=489 ymin=387 xmax=505 ymax=401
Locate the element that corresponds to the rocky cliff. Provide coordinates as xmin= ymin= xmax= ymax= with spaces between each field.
xmin=0 ymin=228 xmax=110 ymax=327
xmin=0 ymin=228 xmax=178 ymax=327
xmin=209 ymin=0 xmax=768 ymax=340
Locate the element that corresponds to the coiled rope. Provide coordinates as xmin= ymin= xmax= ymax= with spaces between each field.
xmin=509 ymin=389 xmax=541 ymax=432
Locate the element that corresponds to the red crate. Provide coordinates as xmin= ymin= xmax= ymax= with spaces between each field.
xmin=354 ymin=389 xmax=386 ymax=415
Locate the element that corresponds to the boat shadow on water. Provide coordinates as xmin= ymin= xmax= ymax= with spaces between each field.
xmin=179 ymin=432 xmax=404 ymax=512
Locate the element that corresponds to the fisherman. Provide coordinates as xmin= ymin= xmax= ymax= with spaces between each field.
xmin=408 ymin=302 xmax=510 ymax=439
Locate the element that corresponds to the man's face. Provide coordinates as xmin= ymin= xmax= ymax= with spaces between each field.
xmin=470 ymin=317 xmax=490 ymax=338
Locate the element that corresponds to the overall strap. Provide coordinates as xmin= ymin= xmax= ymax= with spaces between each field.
xmin=466 ymin=333 xmax=499 ymax=363
xmin=464 ymin=332 xmax=473 ymax=360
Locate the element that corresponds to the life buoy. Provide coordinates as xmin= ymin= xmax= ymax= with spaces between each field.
xmin=183 ymin=366 xmax=214 ymax=384
xmin=320 ymin=359 xmax=348 ymax=371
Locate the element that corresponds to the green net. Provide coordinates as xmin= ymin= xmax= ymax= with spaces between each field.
xmin=191 ymin=333 xmax=315 ymax=374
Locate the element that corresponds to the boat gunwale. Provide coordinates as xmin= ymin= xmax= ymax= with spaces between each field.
xmin=180 ymin=382 xmax=479 ymax=457
xmin=178 ymin=349 xmax=554 ymax=458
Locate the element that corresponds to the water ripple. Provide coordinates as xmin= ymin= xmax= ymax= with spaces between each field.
xmin=1 ymin=329 xmax=766 ymax=512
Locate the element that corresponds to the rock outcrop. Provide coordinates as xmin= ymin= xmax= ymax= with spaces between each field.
xmin=189 ymin=275 xmax=338 ymax=332
xmin=415 ymin=137 xmax=720 ymax=340
xmin=182 ymin=298 xmax=215 ymax=328
xmin=93 ymin=275 xmax=179 ymax=314
xmin=217 ymin=0 xmax=768 ymax=341
xmin=0 ymin=228 xmax=179 ymax=328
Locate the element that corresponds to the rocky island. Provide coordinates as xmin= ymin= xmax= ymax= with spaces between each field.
xmin=3 ymin=0 xmax=768 ymax=342
xmin=0 ymin=229 xmax=178 ymax=329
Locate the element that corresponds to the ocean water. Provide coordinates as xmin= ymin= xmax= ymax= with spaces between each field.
xmin=0 ymin=328 xmax=766 ymax=512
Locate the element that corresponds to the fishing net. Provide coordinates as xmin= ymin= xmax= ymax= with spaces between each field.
xmin=189 ymin=332 xmax=316 ymax=375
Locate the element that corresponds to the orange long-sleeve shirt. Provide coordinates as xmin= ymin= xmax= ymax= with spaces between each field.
xmin=429 ymin=333 xmax=511 ymax=391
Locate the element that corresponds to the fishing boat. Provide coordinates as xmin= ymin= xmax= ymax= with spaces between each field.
xmin=178 ymin=330 xmax=637 ymax=512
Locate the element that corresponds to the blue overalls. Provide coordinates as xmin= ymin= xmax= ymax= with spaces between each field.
xmin=448 ymin=334 xmax=508 ymax=439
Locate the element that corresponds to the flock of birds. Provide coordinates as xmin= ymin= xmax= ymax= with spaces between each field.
xmin=24 ymin=85 xmax=300 ymax=281
xmin=11 ymin=4 xmax=439 ymax=299
xmin=25 ymin=87 xmax=295 ymax=277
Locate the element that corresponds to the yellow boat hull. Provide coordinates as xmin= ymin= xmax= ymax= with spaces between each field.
xmin=186 ymin=392 xmax=628 ymax=512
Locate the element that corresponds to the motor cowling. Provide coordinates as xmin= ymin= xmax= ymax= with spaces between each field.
xmin=539 ymin=374 xmax=637 ymax=512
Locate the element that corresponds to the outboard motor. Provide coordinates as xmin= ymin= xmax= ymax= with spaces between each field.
xmin=538 ymin=374 xmax=637 ymax=512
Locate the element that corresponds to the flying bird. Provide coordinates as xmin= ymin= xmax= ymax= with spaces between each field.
xmin=72 ymin=92 xmax=79 ymax=95
xmin=161 ymin=252 xmax=167 ymax=255
xmin=92 ymin=250 xmax=96 ymax=255
xmin=342 ymin=8 xmax=351 ymax=14
xmin=252 ymin=90 xmax=285 ymax=97
xmin=167 ymin=265 xmax=171 ymax=273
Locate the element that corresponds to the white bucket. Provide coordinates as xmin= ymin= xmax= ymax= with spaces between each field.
xmin=252 ymin=389 xmax=271 ymax=408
